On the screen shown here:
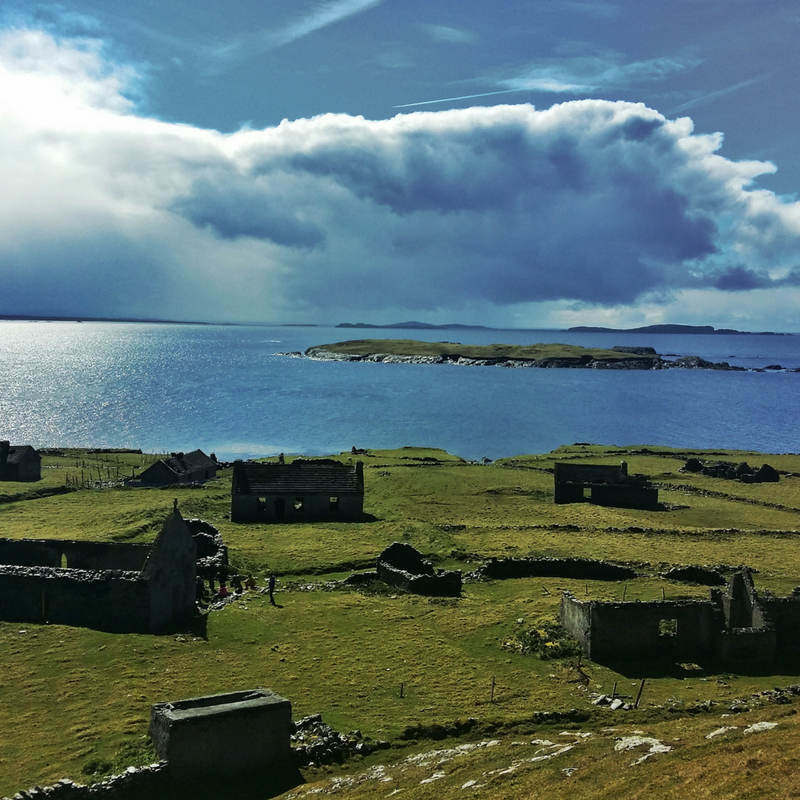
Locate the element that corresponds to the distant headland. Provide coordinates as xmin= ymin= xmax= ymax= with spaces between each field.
xmin=338 ymin=321 xmax=790 ymax=335
xmin=337 ymin=321 xmax=493 ymax=330
xmin=566 ymin=324 xmax=788 ymax=335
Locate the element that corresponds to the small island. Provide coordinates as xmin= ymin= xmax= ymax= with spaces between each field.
xmin=290 ymin=339 xmax=796 ymax=371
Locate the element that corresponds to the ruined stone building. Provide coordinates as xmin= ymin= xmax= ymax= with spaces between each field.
xmin=553 ymin=461 xmax=658 ymax=508
xmin=0 ymin=441 xmax=41 ymax=481
xmin=135 ymin=449 xmax=218 ymax=486
xmin=0 ymin=508 xmax=198 ymax=632
xmin=560 ymin=568 xmax=800 ymax=669
xmin=231 ymin=460 xmax=364 ymax=522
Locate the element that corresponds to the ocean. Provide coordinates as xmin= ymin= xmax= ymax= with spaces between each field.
xmin=1 ymin=321 xmax=798 ymax=460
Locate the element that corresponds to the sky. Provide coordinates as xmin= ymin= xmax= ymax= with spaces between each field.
xmin=1 ymin=1 xmax=799 ymax=330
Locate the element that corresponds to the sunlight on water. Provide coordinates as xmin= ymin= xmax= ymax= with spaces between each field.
xmin=1 ymin=321 xmax=798 ymax=460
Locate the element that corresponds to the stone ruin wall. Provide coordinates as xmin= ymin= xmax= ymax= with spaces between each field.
xmin=0 ymin=538 xmax=150 ymax=571
xmin=474 ymin=556 xmax=636 ymax=581
xmin=0 ymin=565 xmax=150 ymax=632
xmin=560 ymin=593 xmax=724 ymax=663
xmin=0 ymin=512 xmax=198 ymax=633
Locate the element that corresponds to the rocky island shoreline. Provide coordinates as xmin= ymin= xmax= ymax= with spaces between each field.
xmin=278 ymin=339 xmax=797 ymax=372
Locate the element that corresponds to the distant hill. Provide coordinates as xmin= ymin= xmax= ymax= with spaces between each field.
xmin=567 ymin=324 xmax=787 ymax=335
xmin=337 ymin=321 xmax=493 ymax=330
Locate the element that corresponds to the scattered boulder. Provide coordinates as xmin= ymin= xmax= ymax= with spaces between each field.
xmin=376 ymin=542 xmax=462 ymax=597
xmin=291 ymin=714 xmax=389 ymax=766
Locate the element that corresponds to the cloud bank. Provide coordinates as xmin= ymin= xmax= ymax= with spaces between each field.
xmin=1 ymin=29 xmax=799 ymax=326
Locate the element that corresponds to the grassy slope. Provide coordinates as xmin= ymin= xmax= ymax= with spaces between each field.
xmin=1 ymin=445 xmax=800 ymax=795
xmin=288 ymin=702 xmax=800 ymax=800
xmin=308 ymin=339 xmax=653 ymax=362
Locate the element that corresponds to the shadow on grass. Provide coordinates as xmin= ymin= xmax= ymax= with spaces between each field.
xmin=167 ymin=767 xmax=304 ymax=799
xmin=601 ymin=654 xmax=800 ymax=679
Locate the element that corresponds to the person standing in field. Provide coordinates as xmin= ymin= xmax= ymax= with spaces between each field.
xmin=268 ymin=573 xmax=276 ymax=606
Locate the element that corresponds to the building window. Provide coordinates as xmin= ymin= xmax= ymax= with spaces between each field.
xmin=329 ymin=496 xmax=339 ymax=512
xmin=293 ymin=497 xmax=304 ymax=512
xmin=659 ymin=619 xmax=678 ymax=637
xmin=257 ymin=496 xmax=269 ymax=511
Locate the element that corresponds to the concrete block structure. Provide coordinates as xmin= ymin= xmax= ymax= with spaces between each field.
xmin=0 ymin=507 xmax=197 ymax=633
xmin=231 ymin=459 xmax=364 ymax=522
xmin=150 ymin=689 xmax=293 ymax=777
xmin=561 ymin=568 xmax=800 ymax=669
xmin=0 ymin=441 xmax=41 ymax=481
xmin=553 ymin=461 xmax=658 ymax=508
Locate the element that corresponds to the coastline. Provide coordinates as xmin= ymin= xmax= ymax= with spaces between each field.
xmin=282 ymin=342 xmax=798 ymax=372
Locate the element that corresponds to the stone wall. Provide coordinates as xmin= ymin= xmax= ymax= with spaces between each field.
xmin=231 ymin=492 xmax=363 ymax=522
xmin=0 ymin=510 xmax=197 ymax=633
xmin=376 ymin=542 xmax=462 ymax=597
xmin=2 ymin=763 xmax=168 ymax=800
xmin=474 ymin=556 xmax=636 ymax=581
xmin=560 ymin=593 xmax=723 ymax=664
xmin=559 ymin=593 xmax=592 ymax=651
xmin=0 ymin=539 xmax=150 ymax=571
xmin=0 ymin=566 xmax=150 ymax=631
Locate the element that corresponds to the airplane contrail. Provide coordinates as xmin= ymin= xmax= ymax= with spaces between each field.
xmin=393 ymin=88 xmax=528 ymax=109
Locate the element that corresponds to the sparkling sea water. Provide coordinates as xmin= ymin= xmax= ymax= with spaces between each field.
xmin=1 ymin=321 xmax=798 ymax=460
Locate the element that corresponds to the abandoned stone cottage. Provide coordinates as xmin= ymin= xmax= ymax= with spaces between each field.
xmin=135 ymin=449 xmax=218 ymax=486
xmin=231 ymin=460 xmax=364 ymax=522
xmin=0 ymin=507 xmax=198 ymax=632
xmin=553 ymin=461 xmax=658 ymax=509
xmin=0 ymin=441 xmax=41 ymax=482
xmin=560 ymin=568 xmax=800 ymax=669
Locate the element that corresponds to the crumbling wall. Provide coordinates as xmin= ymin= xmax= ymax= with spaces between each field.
xmin=759 ymin=594 xmax=800 ymax=656
xmin=0 ymin=566 xmax=150 ymax=631
xmin=559 ymin=593 xmax=592 ymax=651
xmin=141 ymin=512 xmax=196 ymax=633
xmin=376 ymin=543 xmax=462 ymax=597
xmin=590 ymin=484 xmax=659 ymax=509
xmin=475 ymin=556 xmax=636 ymax=581
xmin=0 ymin=511 xmax=201 ymax=633
xmin=0 ymin=539 xmax=150 ymax=571
xmin=186 ymin=519 xmax=228 ymax=581
xmin=662 ymin=565 xmax=726 ymax=586
xmin=718 ymin=628 xmax=776 ymax=669
xmin=1 ymin=762 xmax=167 ymax=800
xmin=585 ymin=599 xmax=722 ymax=663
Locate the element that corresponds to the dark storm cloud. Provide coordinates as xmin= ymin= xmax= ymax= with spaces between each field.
xmin=173 ymin=178 xmax=325 ymax=249
xmin=1 ymin=29 xmax=800 ymax=324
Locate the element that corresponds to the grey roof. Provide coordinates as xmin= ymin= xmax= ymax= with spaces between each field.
xmin=160 ymin=450 xmax=216 ymax=476
xmin=233 ymin=460 xmax=363 ymax=495
xmin=139 ymin=450 xmax=216 ymax=481
xmin=4 ymin=445 xmax=40 ymax=464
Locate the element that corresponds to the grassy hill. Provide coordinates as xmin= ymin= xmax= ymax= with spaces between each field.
xmin=2 ymin=444 xmax=800 ymax=797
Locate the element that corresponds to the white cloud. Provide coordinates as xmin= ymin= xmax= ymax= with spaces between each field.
xmin=419 ymin=24 xmax=476 ymax=44
xmin=498 ymin=53 xmax=701 ymax=94
xmin=209 ymin=0 xmax=385 ymax=69
xmin=1 ymin=28 xmax=799 ymax=329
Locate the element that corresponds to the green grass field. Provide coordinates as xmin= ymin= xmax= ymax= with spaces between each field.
xmin=1 ymin=444 xmax=800 ymax=797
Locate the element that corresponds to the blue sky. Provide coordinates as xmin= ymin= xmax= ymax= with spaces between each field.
xmin=1 ymin=0 xmax=799 ymax=328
